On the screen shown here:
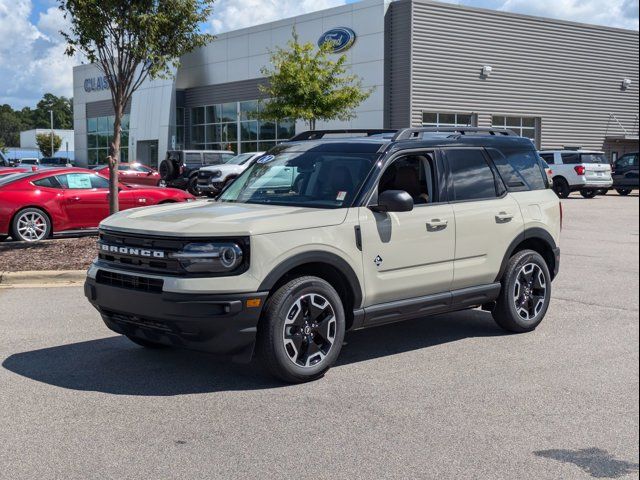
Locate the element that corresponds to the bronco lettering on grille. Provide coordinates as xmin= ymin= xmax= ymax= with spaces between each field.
xmin=100 ymin=243 xmax=166 ymax=259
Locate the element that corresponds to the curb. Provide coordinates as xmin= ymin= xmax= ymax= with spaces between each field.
xmin=0 ymin=270 xmax=86 ymax=287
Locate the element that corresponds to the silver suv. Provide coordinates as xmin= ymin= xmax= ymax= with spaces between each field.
xmin=85 ymin=128 xmax=562 ymax=383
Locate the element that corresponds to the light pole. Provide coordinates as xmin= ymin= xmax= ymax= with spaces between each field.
xmin=49 ymin=110 xmax=54 ymax=157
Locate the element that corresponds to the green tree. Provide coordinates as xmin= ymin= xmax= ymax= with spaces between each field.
xmin=59 ymin=0 xmax=215 ymax=213
xmin=0 ymin=104 xmax=29 ymax=147
xmin=36 ymin=133 xmax=63 ymax=157
xmin=0 ymin=138 xmax=7 ymax=154
xmin=258 ymin=30 xmax=373 ymax=130
xmin=31 ymin=94 xmax=74 ymax=130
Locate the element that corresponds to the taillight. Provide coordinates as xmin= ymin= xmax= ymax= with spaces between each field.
xmin=559 ymin=202 xmax=563 ymax=230
xmin=574 ymin=165 xmax=586 ymax=176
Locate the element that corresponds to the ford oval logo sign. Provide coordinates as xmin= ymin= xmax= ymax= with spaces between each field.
xmin=318 ymin=27 xmax=356 ymax=53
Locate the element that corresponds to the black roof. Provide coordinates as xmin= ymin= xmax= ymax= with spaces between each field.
xmin=280 ymin=128 xmax=536 ymax=154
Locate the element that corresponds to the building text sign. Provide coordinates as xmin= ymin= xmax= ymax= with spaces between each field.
xmin=84 ymin=75 xmax=111 ymax=93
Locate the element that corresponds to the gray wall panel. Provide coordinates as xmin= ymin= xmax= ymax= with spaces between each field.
xmin=406 ymin=0 xmax=639 ymax=150
xmin=85 ymin=99 xmax=131 ymax=118
xmin=384 ymin=0 xmax=413 ymax=129
xmin=183 ymin=78 xmax=269 ymax=108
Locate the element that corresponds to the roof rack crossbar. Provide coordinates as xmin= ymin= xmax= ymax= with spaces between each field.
xmin=289 ymin=129 xmax=398 ymax=141
xmin=392 ymin=127 xmax=517 ymax=141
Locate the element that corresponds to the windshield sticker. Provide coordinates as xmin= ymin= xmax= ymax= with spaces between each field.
xmin=257 ymin=155 xmax=275 ymax=164
xmin=336 ymin=191 xmax=347 ymax=201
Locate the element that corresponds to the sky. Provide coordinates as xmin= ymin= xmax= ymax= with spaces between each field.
xmin=0 ymin=0 xmax=638 ymax=109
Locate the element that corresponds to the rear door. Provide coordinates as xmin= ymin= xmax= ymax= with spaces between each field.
xmin=445 ymin=148 xmax=524 ymax=290
xmin=614 ymin=154 xmax=639 ymax=187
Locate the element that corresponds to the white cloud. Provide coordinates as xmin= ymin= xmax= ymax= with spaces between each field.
xmin=209 ymin=0 xmax=348 ymax=33
xmin=498 ymin=0 xmax=639 ymax=30
xmin=0 ymin=1 xmax=75 ymax=108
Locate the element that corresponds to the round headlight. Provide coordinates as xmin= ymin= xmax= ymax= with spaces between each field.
xmin=220 ymin=246 xmax=239 ymax=268
xmin=172 ymin=242 xmax=244 ymax=273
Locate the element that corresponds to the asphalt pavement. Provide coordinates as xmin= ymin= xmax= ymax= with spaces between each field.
xmin=1 ymin=193 xmax=638 ymax=480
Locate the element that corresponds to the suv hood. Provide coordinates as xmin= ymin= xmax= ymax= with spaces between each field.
xmin=101 ymin=200 xmax=349 ymax=237
xmin=200 ymin=164 xmax=245 ymax=175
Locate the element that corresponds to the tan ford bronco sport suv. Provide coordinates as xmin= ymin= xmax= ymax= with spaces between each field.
xmin=85 ymin=128 xmax=562 ymax=383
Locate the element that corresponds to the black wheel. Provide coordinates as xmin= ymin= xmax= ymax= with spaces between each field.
xmin=11 ymin=208 xmax=51 ymax=242
xmin=580 ymin=189 xmax=597 ymax=199
xmin=552 ymin=177 xmax=570 ymax=199
xmin=125 ymin=335 xmax=169 ymax=349
xmin=597 ymin=189 xmax=609 ymax=196
xmin=159 ymin=159 xmax=176 ymax=181
xmin=187 ymin=176 xmax=200 ymax=196
xmin=257 ymin=276 xmax=346 ymax=383
xmin=493 ymin=250 xmax=552 ymax=333
xmin=616 ymin=188 xmax=633 ymax=196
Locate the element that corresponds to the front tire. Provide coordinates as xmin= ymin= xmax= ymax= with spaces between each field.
xmin=616 ymin=188 xmax=633 ymax=196
xmin=553 ymin=178 xmax=570 ymax=199
xmin=257 ymin=276 xmax=346 ymax=383
xmin=580 ymin=189 xmax=597 ymax=199
xmin=11 ymin=208 xmax=51 ymax=242
xmin=493 ymin=250 xmax=552 ymax=333
xmin=187 ymin=176 xmax=200 ymax=196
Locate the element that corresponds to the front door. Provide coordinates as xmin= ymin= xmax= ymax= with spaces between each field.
xmin=358 ymin=152 xmax=455 ymax=307
xmin=57 ymin=173 xmax=110 ymax=229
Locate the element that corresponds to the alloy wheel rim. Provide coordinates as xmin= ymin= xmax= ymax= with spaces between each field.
xmin=513 ymin=263 xmax=547 ymax=321
xmin=17 ymin=212 xmax=47 ymax=241
xmin=282 ymin=293 xmax=337 ymax=368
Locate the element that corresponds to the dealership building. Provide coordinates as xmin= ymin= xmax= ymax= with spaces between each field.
xmin=72 ymin=0 xmax=639 ymax=167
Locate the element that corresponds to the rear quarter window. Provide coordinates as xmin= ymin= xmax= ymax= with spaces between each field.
xmin=447 ymin=149 xmax=500 ymax=201
xmin=488 ymin=148 xmax=547 ymax=192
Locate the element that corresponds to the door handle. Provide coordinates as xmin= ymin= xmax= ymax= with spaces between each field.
xmin=426 ymin=219 xmax=449 ymax=232
xmin=495 ymin=211 xmax=514 ymax=223
xmin=68 ymin=196 xmax=81 ymax=202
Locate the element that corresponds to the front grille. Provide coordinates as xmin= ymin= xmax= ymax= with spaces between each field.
xmin=96 ymin=270 xmax=164 ymax=293
xmin=198 ymin=171 xmax=215 ymax=181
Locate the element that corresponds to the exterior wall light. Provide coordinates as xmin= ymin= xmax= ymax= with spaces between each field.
xmin=621 ymin=78 xmax=632 ymax=90
xmin=481 ymin=65 xmax=493 ymax=78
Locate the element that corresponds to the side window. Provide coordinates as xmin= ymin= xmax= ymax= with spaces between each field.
xmin=540 ymin=153 xmax=555 ymax=165
xmin=378 ymin=154 xmax=435 ymax=205
xmin=203 ymin=153 xmax=222 ymax=165
xmin=185 ymin=153 xmax=202 ymax=163
xmin=57 ymin=173 xmax=109 ymax=189
xmin=561 ymin=153 xmax=580 ymax=165
xmin=448 ymin=149 xmax=498 ymax=201
xmin=33 ymin=176 xmax=62 ymax=188
xmin=489 ymin=148 xmax=546 ymax=191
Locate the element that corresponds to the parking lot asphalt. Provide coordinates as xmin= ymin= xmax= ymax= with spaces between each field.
xmin=0 ymin=193 xmax=638 ymax=480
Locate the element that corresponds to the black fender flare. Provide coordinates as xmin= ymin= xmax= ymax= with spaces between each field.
xmin=495 ymin=227 xmax=558 ymax=282
xmin=258 ymin=251 xmax=364 ymax=309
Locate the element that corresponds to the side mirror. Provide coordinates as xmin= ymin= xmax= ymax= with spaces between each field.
xmin=371 ymin=190 xmax=414 ymax=213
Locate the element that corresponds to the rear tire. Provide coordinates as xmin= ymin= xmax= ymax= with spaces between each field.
xmin=159 ymin=159 xmax=176 ymax=181
xmin=125 ymin=335 xmax=169 ymax=349
xmin=597 ymin=189 xmax=609 ymax=196
xmin=580 ymin=189 xmax=597 ymax=199
xmin=616 ymin=188 xmax=632 ymax=196
xmin=257 ymin=276 xmax=346 ymax=383
xmin=553 ymin=178 xmax=570 ymax=199
xmin=493 ymin=250 xmax=552 ymax=333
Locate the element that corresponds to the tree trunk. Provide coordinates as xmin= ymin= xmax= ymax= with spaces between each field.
xmin=108 ymin=101 xmax=124 ymax=214
xmin=309 ymin=118 xmax=316 ymax=131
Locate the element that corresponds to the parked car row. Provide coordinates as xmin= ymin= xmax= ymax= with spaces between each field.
xmin=539 ymin=150 xmax=638 ymax=198
xmin=0 ymin=168 xmax=194 ymax=242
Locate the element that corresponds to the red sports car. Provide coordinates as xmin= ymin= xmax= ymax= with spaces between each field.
xmin=0 ymin=168 xmax=194 ymax=242
xmin=94 ymin=162 xmax=162 ymax=186
xmin=0 ymin=167 xmax=31 ymax=176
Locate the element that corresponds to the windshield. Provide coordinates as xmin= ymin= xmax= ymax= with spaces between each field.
xmin=219 ymin=151 xmax=378 ymax=209
xmin=225 ymin=153 xmax=255 ymax=165
xmin=580 ymin=154 xmax=607 ymax=164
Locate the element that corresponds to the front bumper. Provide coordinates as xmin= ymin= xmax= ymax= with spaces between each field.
xmin=85 ymin=276 xmax=268 ymax=362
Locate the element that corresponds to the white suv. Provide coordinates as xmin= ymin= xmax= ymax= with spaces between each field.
xmin=197 ymin=152 xmax=265 ymax=197
xmin=539 ymin=150 xmax=612 ymax=199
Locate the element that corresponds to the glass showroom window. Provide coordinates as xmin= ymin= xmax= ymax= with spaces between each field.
xmin=190 ymin=101 xmax=295 ymax=154
xmin=422 ymin=112 xmax=476 ymax=127
xmin=492 ymin=116 xmax=539 ymax=144
xmin=87 ymin=114 xmax=129 ymax=165
xmin=175 ymin=107 xmax=185 ymax=150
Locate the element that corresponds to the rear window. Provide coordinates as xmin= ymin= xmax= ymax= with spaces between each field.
xmin=580 ymin=153 xmax=606 ymax=164
xmin=448 ymin=149 xmax=499 ymax=201
xmin=539 ymin=153 xmax=555 ymax=165
xmin=489 ymin=148 xmax=547 ymax=191
xmin=0 ymin=173 xmax=35 ymax=186
xmin=184 ymin=153 xmax=202 ymax=164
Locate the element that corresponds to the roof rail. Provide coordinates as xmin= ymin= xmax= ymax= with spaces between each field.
xmin=289 ymin=129 xmax=398 ymax=141
xmin=392 ymin=127 xmax=518 ymax=141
